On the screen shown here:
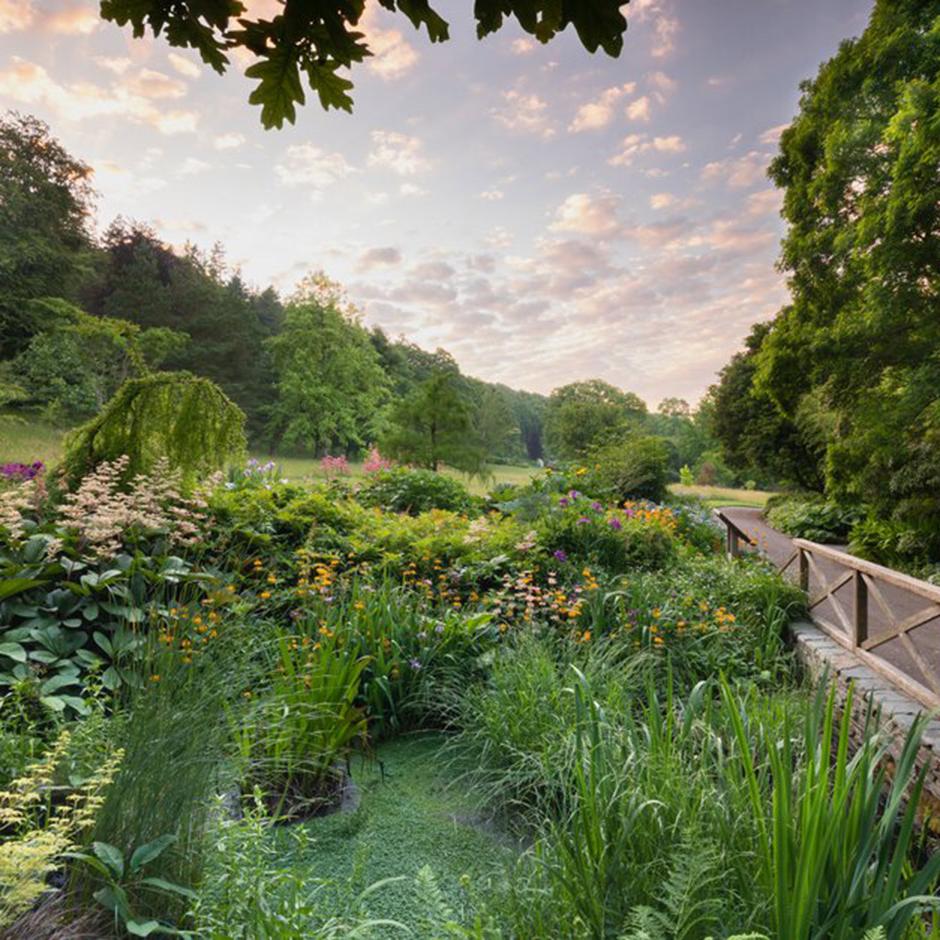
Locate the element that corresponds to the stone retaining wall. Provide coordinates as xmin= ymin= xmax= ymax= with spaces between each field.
xmin=791 ymin=620 xmax=940 ymax=821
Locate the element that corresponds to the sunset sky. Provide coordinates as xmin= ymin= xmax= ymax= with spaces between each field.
xmin=0 ymin=0 xmax=873 ymax=406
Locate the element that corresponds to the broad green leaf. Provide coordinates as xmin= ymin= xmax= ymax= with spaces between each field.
xmin=139 ymin=876 xmax=197 ymax=899
xmin=92 ymin=841 xmax=125 ymax=878
xmin=130 ymin=834 xmax=177 ymax=873
xmin=0 ymin=642 xmax=26 ymax=662
xmin=0 ymin=578 xmax=44 ymax=601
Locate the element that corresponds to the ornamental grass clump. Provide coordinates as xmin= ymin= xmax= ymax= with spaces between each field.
xmin=236 ymin=630 xmax=368 ymax=820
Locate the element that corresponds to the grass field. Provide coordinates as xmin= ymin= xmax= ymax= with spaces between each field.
xmin=2 ymin=419 xmax=776 ymax=507
xmin=0 ymin=418 xmax=537 ymax=495
xmin=669 ymin=483 xmax=775 ymax=509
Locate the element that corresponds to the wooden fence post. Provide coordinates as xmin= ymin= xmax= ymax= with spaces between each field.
xmin=853 ymin=570 xmax=868 ymax=648
xmin=799 ymin=548 xmax=808 ymax=592
xmin=727 ymin=525 xmax=739 ymax=558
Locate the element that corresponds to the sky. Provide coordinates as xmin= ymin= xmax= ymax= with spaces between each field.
xmin=0 ymin=0 xmax=874 ymax=407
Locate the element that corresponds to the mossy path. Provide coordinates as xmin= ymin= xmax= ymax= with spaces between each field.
xmin=279 ymin=733 xmax=516 ymax=933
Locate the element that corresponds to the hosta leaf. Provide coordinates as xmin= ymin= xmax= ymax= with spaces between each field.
xmin=92 ymin=842 xmax=125 ymax=879
xmin=40 ymin=695 xmax=67 ymax=712
xmin=0 ymin=642 xmax=26 ymax=662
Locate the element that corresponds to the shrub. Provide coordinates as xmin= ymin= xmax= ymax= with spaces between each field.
xmin=357 ymin=467 xmax=476 ymax=515
xmin=582 ymin=436 xmax=670 ymax=504
xmin=537 ymin=491 xmax=678 ymax=573
xmin=766 ymin=494 xmax=860 ymax=543
xmin=847 ymin=515 xmax=939 ymax=569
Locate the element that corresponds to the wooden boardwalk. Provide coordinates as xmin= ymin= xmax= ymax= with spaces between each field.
xmin=720 ymin=507 xmax=940 ymax=710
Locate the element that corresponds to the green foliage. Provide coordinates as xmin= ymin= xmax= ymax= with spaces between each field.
xmin=765 ymin=494 xmax=862 ymax=543
xmin=66 ymin=835 xmax=195 ymax=937
xmin=357 ymin=467 xmax=476 ymax=515
xmin=381 ymin=371 xmax=487 ymax=476
xmin=100 ymin=1 xmax=627 ymax=128
xmin=265 ymin=276 xmax=389 ymax=455
xmin=236 ymin=631 xmax=368 ymax=820
xmin=190 ymin=796 xmax=401 ymax=938
xmin=12 ymin=300 xmax=189 ymax=423
xmin=582 ymin=436 xmax=670 ymax=504
xmin=63 ymin=371 xmax=246 ymax=485
xmin=0 ymin=113 xmax=94 ymax=359
xmin=720 ymin=677 xmax=940 ymax=939
xmin=714 ymin=1 xmax=940 ymax=552
xmin=545 ymin=380 xmax=648 ymax=459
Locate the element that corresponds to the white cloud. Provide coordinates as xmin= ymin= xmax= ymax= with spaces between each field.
xmin=0 ymin=58 xmax=198 ymax=133
xmin=650 ymin=192 xmax=677 ymax=210
xmin=94 ymin=56 xmax=132 ymax=75
xmin=358 ymin=246 xmax=402 ymax=271
xmin=550 ymin=192 xmax=622 ymax=238
xmin=608 ymin=132 xmax=685 ymax=166
xmin=275 ymin=143 xmax=355 ymax=195
xmin=44 ymin=4 xmax=98 ymax=34
xmin=168 ymin=52 xmax=201 ymax=79
xmin=0 ymin=0 xmax=35 ymax=32
xmin=492 ymin=90 xmax=556 ymax=139
xmin=361 ymin=5 xmax=419 ymax=80
xmin=511 ymin=37 xmax=536 ymax=55
xmin=213 ymin=133 xmax=246 ymax=150
xmin=180 ymin=157 xmax=211 ymax=175
xmin=701 ymin=151 xmax=769 ymax=188
xmin=568 ymin=83 xmax=635 ymax=133
xmin=368 ymin=130 xmax=431 ymax=175
xmin=759 ymin=123 xmax=789 ymax=145
xmin=626 ymin=95 xmax=651 ymax=122
xmin=745 ymin=189 xmax=782 ymax=216
xmin=647 ymin=70 xmax=676 ymax=99
xmin=400 ymin=182 xmax=429 ymax=197
xmin=125 ymin=69 xmax=188 ymax=100
xmin=479 ymin=189 xmax=505 ymax=201
xmin=651 ymin=15 xmax=679 ymax=57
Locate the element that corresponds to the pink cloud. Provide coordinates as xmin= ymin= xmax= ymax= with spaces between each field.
xmin=568 ymin=82 xmax=636 ymax=132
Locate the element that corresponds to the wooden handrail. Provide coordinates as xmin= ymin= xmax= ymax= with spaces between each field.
xmin=714 ymin=518 xmax=940 ymax=710
xmin=792 ymin=539 xmax=940 ymax=605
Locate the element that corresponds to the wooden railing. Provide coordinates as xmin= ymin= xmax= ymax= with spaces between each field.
xmin=714 ymin=510 xmax=940 ymax=710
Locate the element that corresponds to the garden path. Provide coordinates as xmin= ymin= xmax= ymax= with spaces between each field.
xmin=720 ymin=507 xmax=940 ymax=706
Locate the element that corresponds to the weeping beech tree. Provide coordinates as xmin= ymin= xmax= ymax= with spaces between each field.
xmin=63 ymin=372 xmax=246 ymax=486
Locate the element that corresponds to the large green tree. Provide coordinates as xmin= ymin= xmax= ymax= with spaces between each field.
xmin=755 ymin=0 xmax=940 ymax=518
xmin=381 ymin=371 xmax=486 ymax=475
xmin=100 ymin=1 xmax=629 ymax=128
xmin=266 ymin=275 xmax=389 ymax=454
xmin=545 ymin=379 xmax=647 ymax=459
xmin=0 ymin=113 xmax=95 ymax=358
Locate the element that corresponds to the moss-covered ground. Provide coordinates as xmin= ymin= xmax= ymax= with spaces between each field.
xmin=281 ymin=733 xmax=516 ymax=932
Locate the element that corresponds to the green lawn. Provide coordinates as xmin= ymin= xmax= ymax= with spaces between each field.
xmin=0 ymin=418 xmax=68 ymax=467
xmin=0 ymin=418 xmax=537 ymax=495
xmin=261 ymin=453 xmax=536 ymax=495
xmin=669 ymin=483 xmax=775 ymax=510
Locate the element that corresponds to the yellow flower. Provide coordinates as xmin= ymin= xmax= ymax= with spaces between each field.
xmin=354 ymin=601 xmax=365 ymax=610
xmin=149 ymin=674 xmax=160 ymax=682
xmin=259 ymin=591 xmax=271 ymax=600
xmin=267 ymin=574 xmax=277 ymax=585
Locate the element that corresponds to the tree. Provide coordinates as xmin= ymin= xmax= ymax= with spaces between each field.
xmin=266 ymin=274 xmax=389 ymax=454
xmin=0 ymin=112 xmax=95 ymax=358
xmin=545 ymin=380 xmax=647 ymax=459
xmin=710 ymin=323 xmax=823 ymax=490
xmin=474 ymin=386 xmax=519 ymax=459
xmin=12 ymin=300 xmax=188 ymax=422
xmin=723 ymin=0 xmax=940 ymax=521
xmin=381 ymin=371 xmax=486 ymax=475
xmin=100 ymin=1 xmax=629 ymax=128
xmin=63 ymin=372 xmax=246 ymax=485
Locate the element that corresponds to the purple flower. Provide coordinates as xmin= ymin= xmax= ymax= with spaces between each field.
xmin=559 ymin=497 xmax=570 ymax=507
xmin=591 ymin=501 xmax=603 ymax=512
xmin=569 ymin=490 xmax=582 ymax=500
xmin=608 ymin=517 xmax=622 ymax=530
xmin=1 ymin=461 xmax=44 ymax=482
xmin=576 ymin=517 xmax=590 ymax=525
xmin=434 ymin=624 xmax=445 ymax=635
xmin=553 ymin=549 xmax=568 ymax=562
xmin=409 ymin=658 xmax=422 ymax=671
